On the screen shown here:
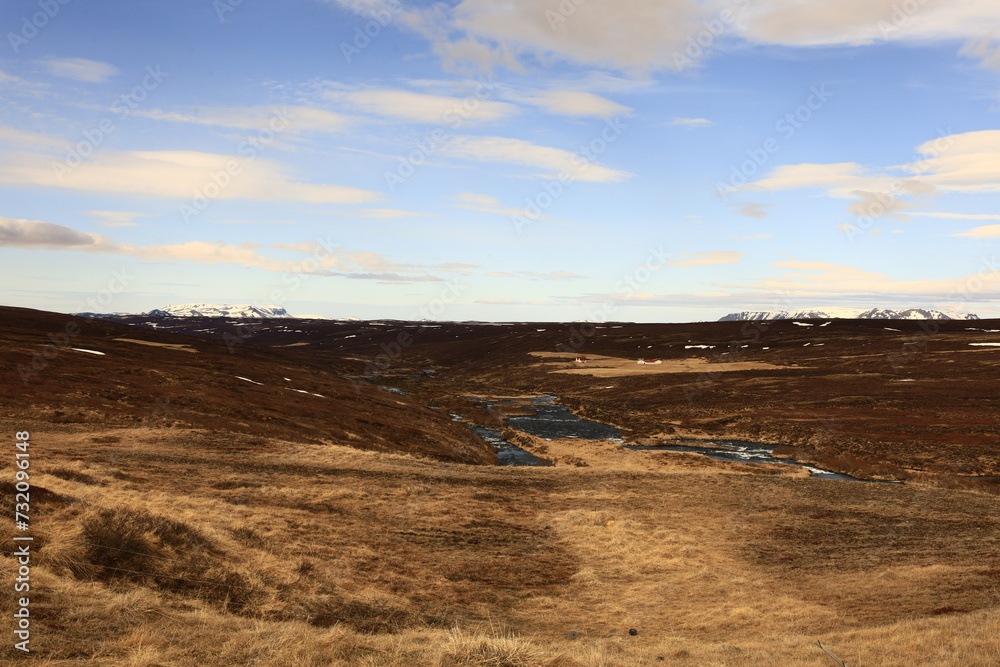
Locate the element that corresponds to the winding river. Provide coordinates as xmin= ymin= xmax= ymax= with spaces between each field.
xmin=465 ymin=395 xmax=896 ymax=482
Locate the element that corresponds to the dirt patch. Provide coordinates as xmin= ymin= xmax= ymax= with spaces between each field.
xmin=113 ymin=338 xmax=198 ymax=352
xmin=529 ymin=351 xmax=788 ymax=376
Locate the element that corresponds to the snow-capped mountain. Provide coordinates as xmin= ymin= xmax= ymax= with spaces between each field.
xmin=853 ymin=308 xmax=979 ymax=320
xmin=145 ymin=304 xmax=294 ymax=319
xmin=719 ymin=308 xmax=979 ymax=321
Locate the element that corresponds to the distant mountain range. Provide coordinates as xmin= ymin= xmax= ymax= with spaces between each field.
xmin=74 ymin=304 xmax=301 ymax=319
xmin=143 ymin=304 xmax=295 ymax=318
xmin=73 ymin=304 xmax=359 ymax=320
xmin=719 ymin=308 xmax=979 ymax=321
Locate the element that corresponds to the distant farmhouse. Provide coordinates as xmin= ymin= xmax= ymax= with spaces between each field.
xmin=637 ymin=359 xmax=661 ymax=365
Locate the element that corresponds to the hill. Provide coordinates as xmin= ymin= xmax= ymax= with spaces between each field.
xmin=1 ymin=306 xmax=493 ymax=465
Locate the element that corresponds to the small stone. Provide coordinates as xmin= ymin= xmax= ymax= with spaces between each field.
xmin=628 ymin=628 xmax=638 ymax=636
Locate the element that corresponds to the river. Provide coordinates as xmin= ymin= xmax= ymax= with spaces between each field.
xmin=464 ymin=395 xmax=896 ymax=482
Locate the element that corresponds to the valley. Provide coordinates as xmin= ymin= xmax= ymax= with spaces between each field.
xmin=2 ymin=306 xmax=999 ymax=665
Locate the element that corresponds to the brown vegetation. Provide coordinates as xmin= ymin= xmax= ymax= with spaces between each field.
xmin=2 ymin=307 xmax=1000 ymax=664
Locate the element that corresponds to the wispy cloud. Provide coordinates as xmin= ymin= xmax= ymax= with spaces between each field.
xmin=486 ymin=270 xmax=585 ymax=280
xmin=0 ymin=217 xmax=451 ymax=283
xmin=667 ymin=251 xmax=743 ymax=268
xmin=518 ymin=90 xmax=631 ymax=118
xmin=0 ymin=123 xmax=63 ymax=150
xmin=953 ymin=224 xmax=1000 ymax=238
xmin=451 ymin=191 xmax=530 ymax=217
xmin=731 ymin=202 xmax=772 ymax=219
xmin=714 ymin=257 xmax=1000 ymax=305
xmin=334 ymin=0 xmax=714 ymax=73
xmin=210 ymin=219 xmax=297 ymax=225
xmin=331 ymin=0 xmax=1000 ymax=73
xmin=37 ymin=58 xmax=118 ymax=83
xmin=134 ymin=105 xmax=351 ymax=134
xmin=669 ymin=117 xmax=712 ymax=127
xmin=316 ymin=208 xmax=426 ymax=219
xmin=443 ymin=136 xmax=630 ymax=183
xmin=324 ymin=87 xmax=517 ymax=124
xmin=475 ymin=298 xmax=552 ymax=305
xmin=911 ymin=212 xmax=1000 ymax=220
xmin=0 ymin=150 xmax=380 ymax=204
xmin=741 ymin=1 xmax=1000 ymax=57
xmin=83 ymin=210 xmax=157 ymax=228
xmin=744 ymin=131 xmax=1000 ymax=205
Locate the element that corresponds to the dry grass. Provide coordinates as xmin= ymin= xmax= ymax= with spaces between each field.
xmin=529 ymin=351 xmax=786 ymax=377
xmin=112 ymin=338 xmax=199 ymax=353
xmin=4 ymin=309 xmax=1000 ymax=664
xmin=2 ymin=420 xmax=999 ymax=665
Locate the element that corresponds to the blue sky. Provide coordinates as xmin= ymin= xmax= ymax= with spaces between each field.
xmin=3 ymin=0 xmax=1000 ymax=321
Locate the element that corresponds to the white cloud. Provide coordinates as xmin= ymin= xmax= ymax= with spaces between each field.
xmin=134 ymin=105 xmax=351 ymax=134
xmin=443 ymin=135 xmax=630 ymax=182
xmin=0 ymin=150 xmax=380 ymax=204
xmin=745 ymin=162 xmax=880 ymax=195
xmin=325 ymin=87 xmax=517 ymax=124
xmin=311 ymin=208 xmax=425 ymax=219
xmin=740 ymin=1 xmax=1000 ymax=52
xmin=731 ymin=202 xmax=772 ymax=218
xmin=83 ymin=210 xmax=157 ymax=228
xmin=475 ymin=298 xmax=552 ymax=305
xmin=907 ymin=130 xmax=1000 ymax=193
xmin=768 ymin=260 xmax=887 ymax=283
xmin=330 ymin=0 xmax=711 ymax=72
xmin=520 ymin=270 xmax=586 ymax=280
xmin=746 ymin=131 xmax=1000 ymax=207
xmin=0 ymin=217 xmax=114 ymax=249
xmin=845 ymin=190 xmax=916 ymax=221
xmin=668 ymin=251 xmax=743 ymax=268
xmin=484 ymin=270 xmax=584 ymax=280
xmin=716 ymin=258 xmax=1000 ymax=305
xmin=0 ymin=68 xmax=48 ymax=98
xmin=519 ymin=90 xmax=631 ymax=118
xmin=38 ymin=58 xmax=118 ymax=83
xmin=454 ymin=192 xmax=499 ymax=207
xmin=451 ymin=191 xmax=530 ymax=217
xmin=329 ymin=0 xmax=1000 ymax=73
xmin=960 ymin=35 xmax=1000 ymax=71
xmin=911 ymin=212 xmax=1000 ymax=220
xmin=953 ymin=224 xmax=1000 ymax=238
xmin=0 ymin=123 xmax=63 ymax=150
xmin=349 ymin=208 xmax=424 ymax=219
xmin=0 ymin=217 xmax=452 ymax=282
xmin=669 ymin=117 xmax=713 ymax=127
xmin=212 ymin=219 xmax=297 ymax=225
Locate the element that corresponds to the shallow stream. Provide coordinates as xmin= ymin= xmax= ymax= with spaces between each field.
xmin=463 ymin=395 xmax=898 ymax=481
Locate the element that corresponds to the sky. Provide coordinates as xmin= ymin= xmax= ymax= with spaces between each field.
xmin=2 ymin=0 xmax=1000 ymax=322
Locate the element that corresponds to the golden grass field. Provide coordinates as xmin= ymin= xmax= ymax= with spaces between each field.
xmin=2 ymin=420 xmax=999 ymax=665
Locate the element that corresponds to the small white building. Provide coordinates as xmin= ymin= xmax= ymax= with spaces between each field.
xmin=637 ymin=359 xmax=662 ymax=365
